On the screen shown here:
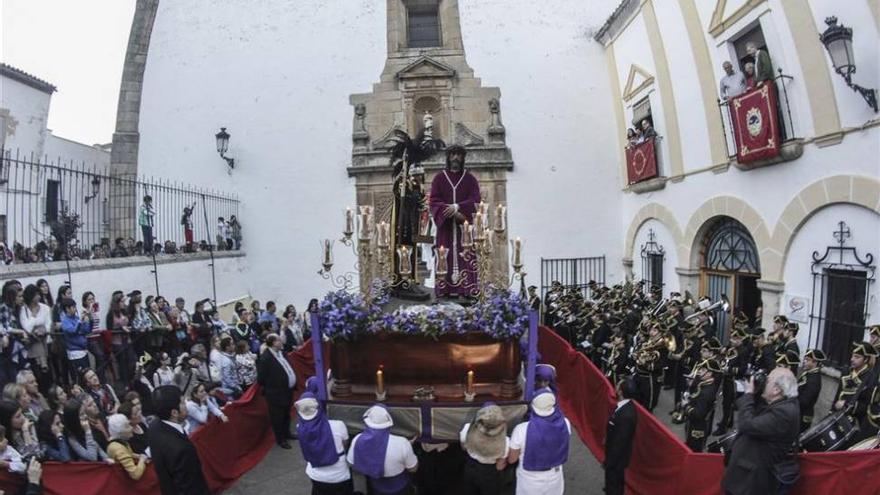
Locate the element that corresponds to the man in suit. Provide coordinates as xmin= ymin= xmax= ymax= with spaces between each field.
xmin=722 ymin=367 xmax=800 ymax=495
xmin=604 ymin=378 xmax=638 ymax=495
xmin=148 ymin=385 xmax=210 ymax=495
xmin=258 ymin=333 xmax=297 ymax=448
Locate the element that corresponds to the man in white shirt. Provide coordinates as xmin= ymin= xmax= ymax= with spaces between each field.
xmin=295 ymin=393 xmax=352 ymax=494
xmin=719 ymin=61 xmax=748 ymax=100
xmin=460 ymin=403 xmax=514 ymax=495
xmin=507 ymin=389 xmax=571 ymax=495
xmin=347 ymin=405 xmax=418 ymax=494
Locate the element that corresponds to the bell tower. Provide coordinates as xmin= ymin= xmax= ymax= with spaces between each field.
xmin=349 ymin=0 xmax=514 ymax=289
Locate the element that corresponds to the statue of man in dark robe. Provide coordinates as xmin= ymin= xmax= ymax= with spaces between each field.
xmin=429 ymin=145 xmax=482 ymax=298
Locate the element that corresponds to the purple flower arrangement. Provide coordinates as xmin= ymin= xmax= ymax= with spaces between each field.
xmin=318 ymin=286 xmax=529 ymax=342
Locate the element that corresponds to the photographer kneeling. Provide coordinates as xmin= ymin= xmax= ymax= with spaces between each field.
xmin=722 ymin=367 xmax=800 ymax=495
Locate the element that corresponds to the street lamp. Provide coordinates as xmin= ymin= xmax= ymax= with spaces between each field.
xmin=820 ymin=16 xmax=878 ymax=112
xmin=214 ymin=127 xmax=235 ymax=170
xmin=84 ymin=176 xmax=101 ymax=203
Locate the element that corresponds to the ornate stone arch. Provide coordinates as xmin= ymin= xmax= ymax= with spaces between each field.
xmin=767 ymin=175 xmax=880 ymax=280
xmin=682 ymin=196 xmax=772 ymax=274
xmin=624 ymin=202 xmax=685 ymax=263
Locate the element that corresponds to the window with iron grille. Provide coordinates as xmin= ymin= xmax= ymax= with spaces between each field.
xmin=704 ymin=219 xmax=760 ymax=274
xmin=809 ymin=221 xmax=875 ymax=368
xmin=0 ymin=215 xmax=6 ymax=244
xmin=408 ymin=5 xmax=441 ymax=48
xmin=640 ymin=228 xmax=664 ymax=293
xmin=45 ymin=179 xmax=60 ymax=223
xmin=540 ymin=256 xmax=606 ymax=301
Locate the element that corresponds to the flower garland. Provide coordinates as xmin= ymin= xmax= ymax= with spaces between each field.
xmin=317 ymin=285 xmax=530 ymax=342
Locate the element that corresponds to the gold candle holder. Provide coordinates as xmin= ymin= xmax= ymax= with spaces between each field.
xmin=461 ymin=221 xmax=473 ymax=248
xmin=436 ymin=246 xmax=449 ymax=277
xmin=397 ymin=245 xmax=412 ymax=277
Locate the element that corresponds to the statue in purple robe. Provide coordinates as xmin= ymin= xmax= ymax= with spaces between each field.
xmin=429 ymin=145 xmax=482 ymax=298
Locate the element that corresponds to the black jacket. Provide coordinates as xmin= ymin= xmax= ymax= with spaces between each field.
xmin=605 ymin=400 xmax=637 ymax=471
xmin=257 ymin=349 xmax=295 ymax=406
xmin=147 ymin=420 xmax=210 ymax=495
xmin=797 ymin=368 xmax=822 ymax=425
xmin=722 ymin=395 xmax=800 ymax=495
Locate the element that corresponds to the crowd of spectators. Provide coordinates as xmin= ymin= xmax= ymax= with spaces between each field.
xmin=0 ymin=276 xmax=319 ymax=486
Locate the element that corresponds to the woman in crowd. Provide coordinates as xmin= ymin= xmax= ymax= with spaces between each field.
xmin=0 ymin=285 xmax=26 ymax=385
xmin=626 ymin=128 xmax=639 ymax=148
xmin=18 ymin=285 xmax=53 ymax=391
xmin=127 ymin=292 xmax=151 ymax=360
xmin=0 ymin=399 xmax=37 ymax=457
xmin=106 ymin=413 xmax=147 ymax=480
xmin=216 ymin=337 xmax=241 ymax=399
xmin=80 ymin=291 xmax=107 ymax=384
xmin=152 ymin=352 xmax=175 ymax=388
xmin=117 ymin=400 xmax=149 ymax=455
xmin=35 ymin=280 xmax=53 ymax=307
xmin=303 ymin=298 xmax=319 ymax=340
xmin=191 ymin=299 xmax=213 ymax=346
xmin=209 ymin=310 xmax=228 ymax=336
xmin=106 ymin=296 xmax=133 ymax=386
xmin=46 ymin=385 xmax=68 ymax=415
xmin=3 ymin=384 xmax=36 ymax=424
xmin=233 ymin=340 xmax=257 ymax=389
xmin=147 ymin=299 xmax=172 ymax=355
xmin=62 ymin=398 xmax=109 ymax=462
xmin=173 ymin=353 xmax=200 ymax=398
xmin=185 ymin=383 xmax=228 ymax=434
xmin=36 ymin=409 xmax=71 ymax=462
xmin=281 ymin=306 xmax=304 ymax=352
xmin=82 ymin=368 xmax=118 ymax=418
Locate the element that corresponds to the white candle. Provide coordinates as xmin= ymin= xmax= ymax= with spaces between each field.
xmin=512 ymin=237 xmax=522 ymax=267
xmin=494 ymin=204 xmax=506 ymax=233
xmin=322 ymin=239 xmax=334 ymax=266
xmin=461 ymin=221 xmax=473 ymax=248
xmin=436 ymin=246 xmax=448 ymax=276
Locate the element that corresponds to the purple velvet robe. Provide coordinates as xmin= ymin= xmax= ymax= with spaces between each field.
xmin=429 ymin=169 xmax=481 ymax=297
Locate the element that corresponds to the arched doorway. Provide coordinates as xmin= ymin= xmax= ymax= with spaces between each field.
xmin=699 ymin=217 xmax=762 ymax=341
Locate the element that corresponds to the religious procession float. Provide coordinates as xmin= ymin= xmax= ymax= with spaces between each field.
xmin=310 ymin=114 xmax=538 ymax=441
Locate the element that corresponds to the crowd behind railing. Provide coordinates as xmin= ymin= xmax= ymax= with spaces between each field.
xmin=0 ymin=276 xmax=319 ymax=485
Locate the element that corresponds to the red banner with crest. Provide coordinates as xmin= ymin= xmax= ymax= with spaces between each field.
xmin=730 ymin=82 xmax=781 ymax=164
xmin=626 ymin=138 xmax=658 ymax=185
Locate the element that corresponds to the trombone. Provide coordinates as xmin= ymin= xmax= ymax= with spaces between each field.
xmin=684 ymin=295 xmax=730 ymax=324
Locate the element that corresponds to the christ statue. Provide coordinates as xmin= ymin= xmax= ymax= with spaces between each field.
xmin=429 ymin=145 xmax=481 ymax=298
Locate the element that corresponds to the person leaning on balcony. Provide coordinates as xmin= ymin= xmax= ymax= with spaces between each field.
xmin=746 ymin=42 xmax=774 ymax=86
xmin=719 ymin=61 xmax=747 ymax=100
xmin=639 ymin=119 xmax=657 ymax=141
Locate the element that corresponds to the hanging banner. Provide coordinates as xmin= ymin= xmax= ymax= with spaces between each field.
xmin=626 ymin=138 xmax=658 ymax=185
xmin=730 ymin=82 xmax=781 ymax=164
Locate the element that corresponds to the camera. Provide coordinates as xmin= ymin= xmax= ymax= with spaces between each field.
xmin=752 ymin=369 xmax=768 ymax=394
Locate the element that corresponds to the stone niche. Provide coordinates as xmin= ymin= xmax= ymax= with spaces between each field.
xmin=349 ymin=0 xmax=514 ymax=290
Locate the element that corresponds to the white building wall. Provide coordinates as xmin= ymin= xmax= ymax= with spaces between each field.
xmin=44 ymin=133 xmax=110 ymax=169
xmin=137 ymin=0 xmax=622 ymax=304
xmin=782 ymin=204 xmax=880 ymax=351
xmin=0 ymin=76 xmax=52 ymax=156
xmin=10 ymin=254 xmax=249 ymax=320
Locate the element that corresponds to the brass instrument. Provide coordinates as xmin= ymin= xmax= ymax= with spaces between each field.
xmin=684 ymin=295 xmax=730 ymax=322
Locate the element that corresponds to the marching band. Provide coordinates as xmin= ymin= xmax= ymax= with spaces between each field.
xmin=541 ymin=280 xmax=880 ymax=454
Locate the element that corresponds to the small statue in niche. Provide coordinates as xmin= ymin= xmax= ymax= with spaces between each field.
xmin=487 ymin=98 xmax=506 ymax=144
xmin=354 ymin=103 xmax=368 ymax=133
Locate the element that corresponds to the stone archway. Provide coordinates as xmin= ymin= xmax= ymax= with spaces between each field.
xmin=767 ymin=175 xmax=880 ymax=281
xmin=623 ymin=203 xmax=685 ymax=272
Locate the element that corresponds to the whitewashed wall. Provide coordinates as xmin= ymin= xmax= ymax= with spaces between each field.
xmin=0 ymin=76 xmax=52 ymax=156
xmin=782 ymin=203 xmax=880 ymax=351
xmin=136 ymin=0 xmax=623 ymax=304
xmin=6 ymin=253 xmax=249 ymax=317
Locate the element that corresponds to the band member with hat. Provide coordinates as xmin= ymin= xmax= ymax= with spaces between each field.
xmin=295 ymin=392 xmax=352 ymax=494
xmin=460 ymin=403 xmax=513 ymax=495
xmin=685 ymin=358 xmax=721 ymax=452
xmin=868 ymin=324 xmax=880 ymax=374
xmin=797 ymin=349 xmax=825 ymax=433
xmin=347 ymin=404 xmax=419 ymax=494
xmin=775 ymin=322 xmax=800 ymax=374
xmin=507 ymin=388 xmax=571 ymax=495
xmin=714 ymin=327 xmax=749 ymax=436
xmin=527 ymin=286 xmax=541 ymax=323
xmin=775 ymin=350 xmax=800 ymax=370
xmin=833 ymin=342 xmax=879 ymax=445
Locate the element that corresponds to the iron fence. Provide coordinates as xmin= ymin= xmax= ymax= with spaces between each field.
xmin=718 ymin=70 xmax=798 ymax=158
xmin=540 ymin=256 xmax=606 ymax=301
xmin=0 ymin=148 xmax=239 ymax=258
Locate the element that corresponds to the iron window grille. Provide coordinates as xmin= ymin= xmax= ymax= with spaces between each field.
xmin=540 ymin=256 xmax=606 ymax=301
xmin=704 ymin=219 xmax=760 ymax=274
xmin=808 ymin=221 xmax=875 ymax=368
xmin=640 ymin=228 xmax=665 ymax=294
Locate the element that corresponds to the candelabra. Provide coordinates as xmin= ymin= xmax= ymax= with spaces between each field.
xmin=317 ymin=206 xmax=389 ymax=295
xmin=434 ymin=202 xmax=525 ymax=302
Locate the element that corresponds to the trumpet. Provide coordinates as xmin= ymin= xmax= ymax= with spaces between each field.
xmin=684 ymin=295 xmax=730 ymax=322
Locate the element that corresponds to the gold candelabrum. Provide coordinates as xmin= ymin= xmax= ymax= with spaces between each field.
xmin=317 ymin=205 xmax=391 ymax=297
xmin=319 ymin=201 xmax=526 ymax=300
xmin=434 ymin=201 xmax=526 ymax=302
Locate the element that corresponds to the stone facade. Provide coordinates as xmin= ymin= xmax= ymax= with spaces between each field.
xmin=349 ymin=0 xmax=514 ymax=289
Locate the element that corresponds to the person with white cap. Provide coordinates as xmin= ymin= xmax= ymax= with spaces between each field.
xmin=507 ymin=388 xmax=571 ymax=495
xmin=460 ymin=403 xmax=514 ymax=495
xmin=295 ymin=392 xmax=352 ymax=495
xmin=347 ymin=404 xmax=418 ymax=494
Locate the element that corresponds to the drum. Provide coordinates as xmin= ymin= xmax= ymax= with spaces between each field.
xmin=799 ymin=410 xmax=858 ymax=452
xmin=847 ymin=436 xmax=880 ymax=451
xmin=707 ymin=430 xmax=738 ymax=455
